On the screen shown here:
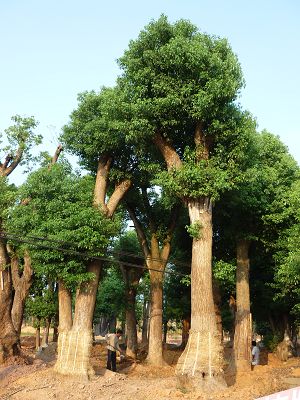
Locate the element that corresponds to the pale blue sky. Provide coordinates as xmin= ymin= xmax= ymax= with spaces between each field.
xmin=1 ymin=0 xmax=299 ymax=183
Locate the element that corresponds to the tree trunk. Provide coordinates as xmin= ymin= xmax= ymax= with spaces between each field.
xmin=53 ymin=321 xmax=59 ymax=342
xmin=181 ymin=317 xmax=190 ymax=349
xmin=42 ymin=318 xmax=51 ymax=346
xmin=146 ymin=268 xmax=164 ymax=366
xmin=233 ymin=239 xmax=251 ymax=372
xmin=213 ymin=279 xmax=223 ymax=339
xmin=176 ymin=199 xmax=225 ymax=390
xmin=142 ymin=299 xmax=149 ymax=346
xmin=54 ymin=261 xmax=101 ymax=379
xmin=35 ymin=324 xmax=41 ymax=350
xmin=0 ymin=239 xmax=19 ymax=363
xmin=163 ymin=320 xmax=168 ymax=344
xmin=11 ymin=251 xmax=33 ymax=336
xmin=125 ymin=287 xmax=138 ymax=359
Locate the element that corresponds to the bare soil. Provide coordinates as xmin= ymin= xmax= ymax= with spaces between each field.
xmin=0 ymin=336 xmax=299 ymax=400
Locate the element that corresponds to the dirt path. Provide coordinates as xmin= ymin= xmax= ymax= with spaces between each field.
xmin=0 ymin=337 xmax=299 ymax=400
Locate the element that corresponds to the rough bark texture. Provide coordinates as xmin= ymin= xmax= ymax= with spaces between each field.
xmin=125 ymin=287 xmax=138 ymax=359
xmin=176 ymin=199 xmax=225 ymax=391
xmin=42 ymin=318 xmax=51 ymax=346
xmin=181 ymin=318 xmax=190 ymax=349
xmin=120 ymin=264 xmax=142 ymax=359
xmin=127 ymin=201 xmax=176 ymax=366
xmin=11 ymin=251 xmax=33 ymax=335
xmin=54 ymin=157 xmax=131 ymax=379
xmin=55 ymin=262 xmax=101 ymax=379
xmin=0 ymin=238 xmax=19 ymax=363
xmin=142 ymin=300 xmax=150 ymax=346
xmin=233 ymin=239 xmax=252 ymax=372
xmin=35 ymin=325 xmax=41 ymax=350
xmin=147 ymin=268 xmax=164 ymax=365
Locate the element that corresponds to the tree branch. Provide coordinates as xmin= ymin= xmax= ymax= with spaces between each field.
xmin=153 ymin=132 xmax=182 ymax=171
xmin=49 ymin=144 xmax=63 ymax=167
xmin=194 ymin=121 xmax=210 ymax=161
xmin=1 ymin=148 xmax=23 ymax=177
xmin=106 ymin=179 xmax=131 ymax=217
xmin=160 ymin=205 xmax=179 ymax=262
xmin=126 ymin=203 xmax=150 ymax=259
xmin=93 ymin=155 xmax=113 ymax=211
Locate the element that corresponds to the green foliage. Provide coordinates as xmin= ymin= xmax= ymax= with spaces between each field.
xmin=263 ymin=332 xmax=282 ymax=352
xmin=213 ymin=260 xmax=236 ymax=296
xmin=61 ymin=87 xmax=132 ymax=177
xmin=118 ymin=15 xmax=256 ymax=201
xmin=186 ymin=221 xmax=202 ymax=240
xmin=0 ymin=177 xmax=16 ymax=219
xmin=25 ymin=278 xmax=57 ymax=325
xmin=6 ymin=163 xmax=121 ymax=287
xmin=94 ymin=267 xmax=126 ymax=320
xmin=1 ymin=115 xmax=41 ymax=171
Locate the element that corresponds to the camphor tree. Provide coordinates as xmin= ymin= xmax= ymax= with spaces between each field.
xmin=125 ymin=185 xmax=180 ymax=365
xmin=118 ymin=15 xmax=254 ymax=388
xmin=8 ymin=161 xmax=121 ymax=377
xmin=0 ymin=115 xmax=40 ymax=363
xmin=214 ymin=130 xmax=299 ymax=373
xmin=112 ymin=230 xmax=144 ymax=359
xmin=58 ymin=87 xmax=133 ymax=377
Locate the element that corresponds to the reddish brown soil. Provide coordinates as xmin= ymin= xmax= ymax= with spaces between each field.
xmin=0 ymin=336 xmax=299 ymax=400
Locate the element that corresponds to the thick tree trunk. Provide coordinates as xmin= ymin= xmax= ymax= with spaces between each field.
xmin=233 ymin=239 xmax=251 ymax=372
xmin=176 ymin=199 xmax=225 ymax=390
xmin=54 ymin=261 xmax=101 ymax=379
xmin=0 ymin=239 xmax=19 ymax=363
xmin=11 ymin=252 xmax=33 ymax=336
xmin=142 ymin=299 xmax=150 ymax=346
xmin=146 ymin=268 xmax=164 ymax=366
xmin=125 ymin=287 xmax=138 ymax=359
xmin=181 ymin=317 xmax=190 ymax=349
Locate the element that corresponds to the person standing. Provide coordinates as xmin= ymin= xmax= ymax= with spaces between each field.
xmin=105 ymin=329 xmax=123 ymax=372
xmin=251 ymin=340 xmax=260 ymax=368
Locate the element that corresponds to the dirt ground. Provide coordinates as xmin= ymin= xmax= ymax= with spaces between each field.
xmin=0 ymin=336 xmax=299 ymax=400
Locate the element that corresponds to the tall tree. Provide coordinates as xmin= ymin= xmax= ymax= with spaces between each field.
xmin=126 ymin=187 xmax=180 ymax=365
xmin=214 ymin=130 xmax=299 ymax=372
xmin=9 ymin=161 xmax=121 ymax=377
xmin=58 ymin=87 xmax=132 ymax=377
xmin=118 ymin=16 xmax=253 ymax=388
xmin=113 ymin=231 xmax=144 ymax=359
xmin=0 ymin=115 xmax=40 ymax=363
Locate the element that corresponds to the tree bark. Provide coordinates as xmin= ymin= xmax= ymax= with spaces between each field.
xmin=0 ymin=238 xmax=19 ymax=363
xmin=176 ymin=199 xmax=225 ymax=390
xmin=142 ymin=299 xmax=150 ymax=346
xmin=11 ymin=251 xmax=33 ymax=336
xmin=125 ymin=286 xmax=138 ymax=359
xmin=233 ymin=239 xmax=251 ymax=372
xmin=35 ymin=324 xmax=41 ymax=350
xmin=147 ymin=268 xmax=164 ymax=365
xmin=54 ymin=157 xmax=131 ymax=379
xmin=42 ymin=318 xmax=51 ymax=346
xmin=54 ymin=261 xmax=101 ymax=378
xmin=181 ymin=317 xmax=190 ymax=349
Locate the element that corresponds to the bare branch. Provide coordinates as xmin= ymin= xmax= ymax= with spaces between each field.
xmin=49 ymin=144 xmax=63 ymax=167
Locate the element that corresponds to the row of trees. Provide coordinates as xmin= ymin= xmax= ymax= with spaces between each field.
xmin=0 ymin=16 xmax=299 ymax=390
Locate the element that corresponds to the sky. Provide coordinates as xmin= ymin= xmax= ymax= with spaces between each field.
xmin=1 ymin=0 xmax=299 ymax=184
